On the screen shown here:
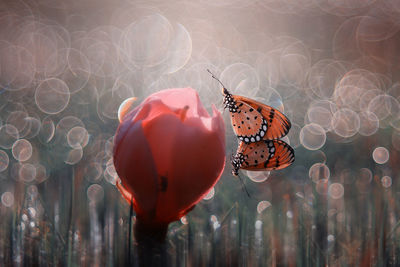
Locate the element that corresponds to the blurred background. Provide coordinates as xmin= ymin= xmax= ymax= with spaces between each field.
xmin=0 ymin=0 xmax=400 ymax=265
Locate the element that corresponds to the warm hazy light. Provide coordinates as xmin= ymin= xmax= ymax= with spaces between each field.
xmin=0 ymin=0 xmax=399 ymax=265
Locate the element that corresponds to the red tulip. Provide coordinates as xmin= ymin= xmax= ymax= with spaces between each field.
xmin=113 ymin=88 xmax=225 ymax=239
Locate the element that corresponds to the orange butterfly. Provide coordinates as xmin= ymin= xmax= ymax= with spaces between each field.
xmin=207 ymin=69 xmax=291 ymax=143
xmin=207 ymin=70 xmax=294 ymax=176
xmin=231 ymin=139 xmax=294 ymax=176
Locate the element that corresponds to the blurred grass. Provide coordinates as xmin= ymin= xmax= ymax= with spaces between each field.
xmin=1 ymin=143 xmax=399 ymax=266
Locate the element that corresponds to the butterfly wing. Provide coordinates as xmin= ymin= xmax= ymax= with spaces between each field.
xmin=237 ymin=139 xmax=294 ymax=171
xmin=230 ymin=101 xmax=266 ymax=143
xmin=234 ymin=95 xmax=291 ymax=140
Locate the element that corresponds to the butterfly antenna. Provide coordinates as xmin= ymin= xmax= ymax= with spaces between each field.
xmin=207 ymin=69 xmax=228 ymax=91
xmin=237 ymin=173 xmax=251 ymax=198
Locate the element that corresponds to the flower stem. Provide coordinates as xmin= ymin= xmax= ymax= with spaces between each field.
xmin=134 ymin=219 xmax=168 ymax=267
xmin=128 ymin=198 xmax=133 ymax=266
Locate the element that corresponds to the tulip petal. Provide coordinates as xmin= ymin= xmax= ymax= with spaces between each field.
xmin=114 ymin=98 xmax=177 ymax=162
xmin=137 ymin=88 xmax=210 ymax=119
xmin=113 ymin=121 xmax=159 ymax=218
xmin=114 ymin=88 xmax=226 ymax=225
xmin=163 ymin=117 xmax=225 ymax=220
xmin=142 ymin=111 xmax=225 ymax=223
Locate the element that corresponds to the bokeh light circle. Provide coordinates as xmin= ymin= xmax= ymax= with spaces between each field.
xmin=54 ymin=116 xmax=85 ymax=146
xmin=104 ymin=162 xmax=118 ymax=185
xmin=355 ymin=173 xmax=370 ymax=193
xmin=220 ymin=63 xmax=260 ymax=97
xmin=372 ymin=147 xmax=389 ymax=164
xmin=300 ymin=123 xmax=326 ymax=150
xmin=19 ymin=163 xmax=36 ymax=182
xmin=309 ymin=163 xmax=330 ymax=183
xmin=65 ymin=147 xmax=83 ymax=165
xmin=35 ymin=78 xmax=70 ymax=114
xmin=60 ymin=48 xmax=91 ymax=93
xmin=84 ymin=162 xmax=103 ymax=182
xmin=203 ymin=187 xmax=215 ymax=200
xmin=23 ymin=117 xmax=42 ymax=139
xmin=307 ymin=106 xmax=333 ymax=131
xmin=122 ymin=14 xmax=172 ymax=68
xmin=381 ymin=176 xmax=392 ymax=188
xmin=1 ymin=192 xmax=14 ymax=207
xmin=358 ymin=111 xmax=379 ymax=136
xmin=331 ymin=108 xmax=360 ymax=138
xmin=118 ymin=97 xmax=137 ymax=122
xmin=67 ymin=126 xmax=89 ymax=148
xmin=307 ymin=60 xmax=347 ymax=99
xmin=6 ymin=111 xmax=29 ymax=136
xmin=0 ymin=124 xmax=19 ymax=149
xmin=35 ymin=164 xmax=48 ymax=184
xmin=180 ymin=216 xmax=188 ymax=225
xmin=87 ymin=184 xmax=104 ymax=203
xmin=358 ymin=168 xmax=373 ymax=185
xmin=38 ymin=117 xmax=55 ymax=143
xmin=257 ymin=200 xmax=271 ymax=214
xmin=105 ymin=137 xmax=114 ymax=157
xmin=328 ymin=183 xmax=344 ymax=199
xmin=368 ymin=94 xmax=400 ymax=121
xmin=359 ymin=88 xmax=381 ymax=110
xmin=12 ymin=139 xmax=32 ymax=162
xmin=0 ymin=150 xmax=9 ymax=172
xmin=245 ymin=170 xmax=270 ymax=183
xmin=286 ymin=123 xmax=301 ymax=148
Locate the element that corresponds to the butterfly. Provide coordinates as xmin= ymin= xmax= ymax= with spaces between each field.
xmin=207 ymin=70 xmax=294 ymax=176
xmin=207 ymin=69 xmax=291 ymax=143
xmin=231 ymin=139 xmax=295 ymax=176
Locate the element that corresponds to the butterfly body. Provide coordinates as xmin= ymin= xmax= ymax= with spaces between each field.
xmin=222 ymin=90 xmax=239 ymax=112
